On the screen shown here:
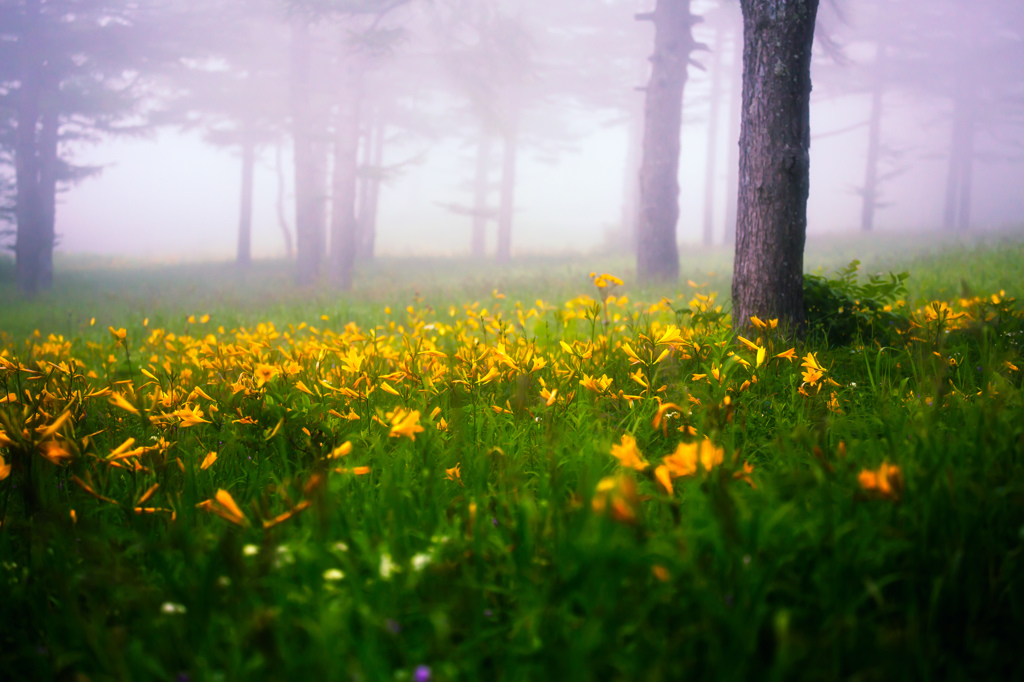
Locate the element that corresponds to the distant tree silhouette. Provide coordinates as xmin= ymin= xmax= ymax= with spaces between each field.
xmin=0 ymin=0 xmax=177 ymax=294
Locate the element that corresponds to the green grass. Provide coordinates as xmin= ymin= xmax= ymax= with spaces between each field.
xmin=1 ymin=230 xmax=1023 ymax=681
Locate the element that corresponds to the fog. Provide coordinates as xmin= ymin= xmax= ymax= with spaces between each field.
xmin=3 ymin=0 xmax=1024 ymax=265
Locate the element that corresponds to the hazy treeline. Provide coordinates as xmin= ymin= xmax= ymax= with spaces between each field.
xmin=1 ymin=0 xmax=1023 ymax=292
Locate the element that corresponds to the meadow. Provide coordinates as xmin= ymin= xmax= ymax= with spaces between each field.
xmin=1 ymin=231 xmax=1023 ymax=681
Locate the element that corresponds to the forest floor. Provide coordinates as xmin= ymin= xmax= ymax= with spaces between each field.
xmin=1 ymin=228 xmax=1023 ymax=681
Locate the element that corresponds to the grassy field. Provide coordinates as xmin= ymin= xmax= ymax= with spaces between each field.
xmin=1 ymin=230 xmax=1023 ymax=681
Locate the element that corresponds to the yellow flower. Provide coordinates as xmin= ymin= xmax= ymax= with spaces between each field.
xmin=592 ymin=475 xmax=640 ymax=525
xmin=591 ymin=273 xmax=624 ymax=289
xmin=0 ymin=453 xmax=10 ymax=481
xmin=651 ymin=402 xmax=684 ymax=435
xmin=654 ymin=464 xmax=673 ymax=495
xmin=802 ymin=367 xmax=825 ymax=386
xmin=610 ymin=434 xmax=648 ymax=471
xmin=580 ymin=373 xmax=613 ymax=394
xmin=801 ymin=352 xmax=824 ymax=371
xmin=334 ymin=465 xmax=371 ymax=475
xmin=109 ymin=327 xmax=127 ymax=343
xmin=196 ymin=489 xmax=249 ymax=526
xmin=774 ymin=348 xmax=797 ymax=362
xmin=109 ymin=391 xmax=140 ymax=414
xmin=253 ymin=364 xmax=278 ymax=388
xmin=660 ymin=438 xmax=724 ymax=480
xmin=446 ymin=463 xmax=462 ymax=484
xmin=733 ymin=461 xmax=755 ymax=488
xmin=328 ymin=442 xmax=353 ymax=459
xmin=389 ymin=408 xmax=424 ymax=440
xmin=39 ymin=440 xmax=73 ymax=466
xmin=174 ymin=404 xmax=211 ymax=427
xmin=200 ymin=451 xmax=218 ymax=470
xmin=858 ymin=462 xmax=903 ymax=501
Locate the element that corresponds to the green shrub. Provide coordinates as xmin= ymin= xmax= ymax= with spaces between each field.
xmin=803 ymin=260 xmax=909 ymax=346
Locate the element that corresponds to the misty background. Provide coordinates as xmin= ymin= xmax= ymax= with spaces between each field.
xmin=3 ymin=0 xmax=1023 ymax=263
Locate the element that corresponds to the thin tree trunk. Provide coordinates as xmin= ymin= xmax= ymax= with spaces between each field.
xmin=702 ymin=24 xmax=724 ymax=246
xmin=236 ymin=136 xmax=255 ymax=267
xmin=945 ymin=75 xmax=977 ymax=232
xmin=957 ymin=98 xmax=976 ymax=232
xmin=329 ymin=67 xmax=361 ymax=290
xmin=356 ymin=115 xmax=373 ymax=259
xmin=37 ymin=95 xmax=58 ymax=290
xmin=275 ymin=142 xmax=294 ymax=259
xmin=496 ymin=109 xmax=519 ymax=264
xmin=636 ymin=0 xmax=699 ymax=284
xmin=942 ymin=116 xmax=962 ymax=231
xmin=359 ymin=115 xmax=384 ymax=260
xmin=290 ymin=18 xmax=326 ymax=285
xmin=860 ymin=43 xmax=886 ymax=232
xmin=471 ymin=130 xmax=492 ymax=258
xmin=722 ymin=25 xmax=742 ymax=244
xmin=731 ymin=0 xmax=820 ymax=333
xmin=14 ymin=19 xmax=42 ymax=295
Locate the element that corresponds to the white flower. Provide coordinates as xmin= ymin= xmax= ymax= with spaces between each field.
xmin=323 ymin=568 xmax=345 ymax=581
xmin=332 ymin=541 xmax=349 ymax=553
xmin=161 ymin=602 xmax=186 ymax=615
xmin=379 ymin=552 xmax=398 ymax=580
xmin=274 ymin=545 xmax=294 ymax=568
xmin=242 ymin=544 xmax=259 ymax=557
xmin=411 ymin=552 xmax=431 ymax=572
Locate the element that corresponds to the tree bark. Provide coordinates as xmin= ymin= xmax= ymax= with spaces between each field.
xmin=236 ymin=135 xmax=255 ymax=268
xmin=731 ymin=0 xmax=820 ymax=333
xmin=701 ymin=24 xmax=725 ymax=246
xmin=860 ymin=43 xmax=886 ymax=233
xmin=274 ymin=142 xmax=294 ymax=259
xmin=328 ymin=70 xmax=361 ymax=291
xmin=37 ymin=94 xmax=59 ymax=290
xmin=290 ymin=18 xmax=326 ymax=285
xmin=496 ymin=108 xmax=519 ymax=264
xmin=636 ymin=0 xmax=699 ymax=284
xmin=357 ymin=110 xmax=384 ymax=261
xmin=722 ymin=25 xmax=742 ymax=244
xmin=14 ymin=0 xmax=43 ymax=295
xmin=943 ymin=74 xmax=976 ymax=232
xmin=471 ymin=129 xmax=492 ymax=258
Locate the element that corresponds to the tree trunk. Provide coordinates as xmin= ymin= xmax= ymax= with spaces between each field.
xmin=290 ymin=18 xmax=326 ymax=285
xmin=37 ymin=95 xmax=58 ymax=290
xmin=357 ymin=111 xmax=384 ymax=261
xmin=328 ymin=71 xmax=361 ymax=291
xmin=957 ymin=111 xmax=975 ymax=232
xmin=236 ymin=136 xmax=255 ymax=267
xmin=722 ymin=25 xmax=742 ymax=244
xmin=731 ymin=0 xmax=819 ymax=333
xmin=496 ymin=108 xmax=519 ymax=264
xmin=471 ymin=130 xmax=492 ymax=258
xmin=15 ymin=100 xmax=41 ymax=295
xmin=274 ymin=142 xmax=294 ymax=259
xmin=943 ymin=74 xmax=977 ymax=232
xmin=860 ymin=43 xmax=886 ymax=233
xmin=14 ymin=0 xmax=43 ymax=295
xmin=701 ymin=24 xmax=725 ymax=246
xmin=636 ymin=0 xmax=699 ymax=284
